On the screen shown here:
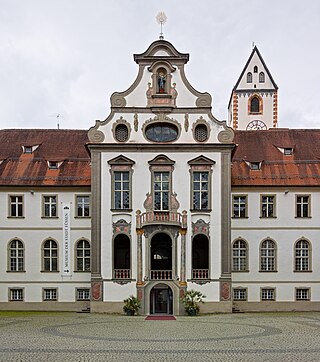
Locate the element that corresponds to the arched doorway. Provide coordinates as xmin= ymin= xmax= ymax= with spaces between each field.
xmin=150 ymin=232 xmax=172 ymax=280
xmin=150 ymin=283 xmax=173 ymax=314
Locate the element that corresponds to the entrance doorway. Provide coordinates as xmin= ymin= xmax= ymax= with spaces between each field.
xmin=150 ymin=284 xmax=173 ymax=314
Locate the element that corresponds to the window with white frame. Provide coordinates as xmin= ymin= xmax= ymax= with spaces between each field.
xmin=295 ymin=239 xmax=311 ymax=271
xmin=233 ymin=196 xmax=247 ymax=218
xmin=192 ymin=172 xmax=209 ymax=211
xmin=9 ymin=195 xmax=23 ymax=217
xmin=232 ymin=239 xmax=248 ymax=271
xmin=76 ymin=288 xmax=90 ymax=300
xmin=261 ymin=288 xmax=275 ymax=301
xmin=260 ymin=239 xmax=276 ymax=271
xmin=43 ymin=239 xmax=58 ymax=272
xmin=76 ymin=239 xmax=90 ymax=271
xmin=247 ymin=72 xmax=252 ymax=83
xmin=154 ymin=172 xmax=169 ymax=211
xmin=261 ymin=195 xmax=275 ymax=218
xmin=76 ymin=196 xmax=90 ymax=217
xmin=43 ymin=288 xmax=57 ymax=301
xmin=296 ymin=288 xmax=310 ymax=301
xmin=233 ymin=288 xmax=247 ymax=301
xmin=9 ymin=288 xmax=23 ymax=301
xmin=296 ymin=195 xmax=310 ymax=218
xmin=259 ymin=72 xmax=265 ymax=83
xmin=8 ymin=239 xmax=24 ymax=271
xmin=43 ymin=195 xmax=57 ymax=217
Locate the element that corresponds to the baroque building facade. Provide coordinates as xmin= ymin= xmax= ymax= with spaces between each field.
xmin=1 ymin=39 xmax=319 ymax=314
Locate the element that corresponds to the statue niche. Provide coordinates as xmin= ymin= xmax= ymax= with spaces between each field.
xmin=157 ymin=68 xmax=167 ymax=94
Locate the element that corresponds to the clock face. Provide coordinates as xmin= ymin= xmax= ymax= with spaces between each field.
xmin=246 ymin=120 xmax=267 ymax=131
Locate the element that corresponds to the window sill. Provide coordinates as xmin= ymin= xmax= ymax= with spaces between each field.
xmin=74 ymin=216 xmax=91 ymax=219
xmin=296 ymin=299 xmax=310 ymax=302
xmin=293 ymin=270 xmax=312 ymax=273
xmin=190 ymin=209 xmax=212 ymax=213
xmin=7 ymin=270 xmax=25 ymax=273
xmin=43 ymin=299 xmax=58 ymax=302
xmin=295 ymin=216 xmax=312 ymax=219
xmin=7 ymin=216 xmax=25 ymax=219
xmin=260 ymin=216 xmax=277 ymax=219
xmin=232 ymin=216 xmax=248 ymax=219
xmin=74 ymin=270 xmax=91 ymax=273
xmin=41 ymin=216 xmax=59 ymax=219
xmin=232 ymin=270 xmax=249 ymax=273
xmin=261 ymin=299 xmax=275 ymax=302
xmin=259 ymin=270 xmax=278 ymax=273
xmin=233 ymin=299 xmax=247 ymax=302
xmin=40 ymin=270 xmax=60 ymax=273
xmin=9 ymin=300 xmax=24 ymax=302
xmin=111 ymin=209 xmax=133 ymax=213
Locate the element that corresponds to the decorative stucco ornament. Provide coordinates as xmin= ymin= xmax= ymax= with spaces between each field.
xmin=134 ymin=113 xmax=138 ymax=132
xmin=184 ymin=113 xmax=189 ymax=132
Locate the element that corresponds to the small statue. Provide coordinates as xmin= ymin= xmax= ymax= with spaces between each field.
xmin=157 ymin=71 xmax=166 ymax=93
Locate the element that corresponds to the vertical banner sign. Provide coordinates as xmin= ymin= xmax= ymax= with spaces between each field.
xmin=62 ymin=203 xmax=71 ymax=275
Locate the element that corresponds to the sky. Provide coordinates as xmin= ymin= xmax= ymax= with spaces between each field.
xmin=0 ymin=0 xmax=320 ymax=130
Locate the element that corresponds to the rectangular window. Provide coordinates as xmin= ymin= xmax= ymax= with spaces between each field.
xmin=24 ymin=146 xmax=33 ymax=154
xmin=9 ymin=196 xmax=23 ymax=217
xmin=192 ymin=172 xmax=209 ymax=210
xmin=261 ymin=288 xmax=275 ymax=301
xmin=76 ymin=196 xmax=90 ymax=217
xmin=114 ymin=171 xmax=130 ymax=210
xmin=43 ymin=288 xmax=57 ymax=301
xmin=10 ymin=288 xmax=23 ymax=301
xmin=284 ymin=148 xmax=293 ymax=155
xmin=296 ymin=288 xmax=310 ymax=301
xmin=261 ymin=195 xmax=275 ymax=218
xmin=233 ymin=288 xmax=247 ymax=301
xmin=76 ymin=288 xmax=90 ymax=301
xmin=296 ymin=195 xmax=310 ymax=218
xmin=43 ymin=195 xmax=57 ymax=217
xmin=153 ymin=172 xmax=169 ymax=211
xmin=233 ymin=196 xmax=247 ymax=218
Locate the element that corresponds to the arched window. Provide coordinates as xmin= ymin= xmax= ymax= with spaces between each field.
xmin=247 ymin=72 xmax=252 ymax=83
xmin=250 ymin=96 xmax=260 ymax=113
xmin=8 ymin=239 xmax=24 ymax=271
xmin=76 ymin=239 xmax=90 ymax=271
xmin=259 ymin=71 xmax=265 ymax=83
xmin=42 ymin=239 xmax=58 ymax=271
xmin=260 ymin=239 xmax=276 ymax=271
xmin=295 ymin=239 xmax=311 ymax=271
xmin=192 ymin=234 xmax=209 ymax=279
xmin=114 ymin=234 xmax=131 ymax=279
xmin=254 ymin=66 xmax=258 ymax=73
xmin=232 ymin=239 xmax=248 ymax=271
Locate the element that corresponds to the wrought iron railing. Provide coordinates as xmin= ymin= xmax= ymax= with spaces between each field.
xmin=150 ymin=270 xmax=172 ymax=280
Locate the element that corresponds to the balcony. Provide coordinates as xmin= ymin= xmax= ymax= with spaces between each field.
xmin=136 ymin=210 xmax=187 ymax=228
xmin=150 ymin=270 xmax=172 ymax=280
xmin=192 ymin=269 xmax=209 ymax=279
xmin=114 ymin=269 xmax=131 ymax=279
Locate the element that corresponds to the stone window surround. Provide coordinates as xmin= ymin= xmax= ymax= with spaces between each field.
xmin=295 ymin=194 xmax=311 ymax=218
xmin=42 ymin=288 xmax=58 ymax=301
xmin=191 ymin=233 xmax=210 ymax=281
xmin=260 ymin=287 xmax=276 ymax=301
xmin=232 ymin=238 xmax=249 ymax=272
xmin=41 ymin=238 xmax=59 ymax=272
xmin=260 ymin=194 xmax=276 ymax=218
xmin=295 ymin=287 xmax=311 ymax=301
xmin=112 ymin=232 xmax=132 ymax=282
xmin=76 ymin=288 xmax=90 ymax=301
xmin=42 ymin=194 xmax=58 ymax=218
xmin=7 ymin=238 xmax=25 ymax=272
xmin=75 ymin=194 xmax=91 ymax=218
xmin=232 ymin=194 xmax=248 ymax=218
xmin=294 ymin=238 xmax=312 ymax=272
xmin=192 ymin=117 xmax=211 ymax=143
xmin=141 ymin=115 xmax=181 ymax=144
xmin=9 ymin=288 xmax=24 ymax=302
xmin=74 ymin=238 xmax=91 ymax=272
xmin=233 ymin=287 xmax=247 ymax=301
xmin=259 ymin=238 xmax=277 ymax=272
xmin=8 ymin=194 xmax=24 ymax=218
xmin=112 ymin=117 xmax=131 ymax=143
xmin=248 ymin=94 xmax=263 ymax=115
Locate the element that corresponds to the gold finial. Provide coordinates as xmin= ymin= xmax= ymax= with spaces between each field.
xmin=156 ymin=12 xmax=167 ymax=40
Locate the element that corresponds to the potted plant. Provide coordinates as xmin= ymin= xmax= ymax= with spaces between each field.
xmin=123 ymin=295 xmax=141 ymax=316
xmin=181 ymin=289 xmax=206 ymax=316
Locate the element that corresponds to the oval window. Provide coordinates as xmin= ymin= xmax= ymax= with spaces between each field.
xmin=145 ymin=123 xmax=178 ymax=142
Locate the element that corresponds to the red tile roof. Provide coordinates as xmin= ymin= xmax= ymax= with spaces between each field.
xmin=0 ymin=129 xmax=90 ymax=186
xmin=232 ymin=129 xmax=320 ymax=186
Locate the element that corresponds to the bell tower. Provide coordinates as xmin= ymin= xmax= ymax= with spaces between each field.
xmin=228 ymin=46 xmax=278 ymax=130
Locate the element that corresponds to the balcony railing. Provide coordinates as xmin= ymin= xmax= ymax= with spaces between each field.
xmin=192 ymin=269 xmax=209 ymax=279
xmin=136 ymin=210 xmax=187 ymax=228
xmin=114 ymin=269 xmax=131 ymax=279
xmin=150 ymin=270 xmax=172 ymax=280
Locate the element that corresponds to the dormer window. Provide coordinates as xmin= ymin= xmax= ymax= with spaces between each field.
xmin=247 ymin=72 xmax=252 ymax=83
xmin=24 ymin=146 xmax=33 ymax=154
xmin=254 ymin=66 xmax=258 ymax=73
xmin=48 ymin=161 xmax=59 ymax=170
xmin=259 ymin=72 xmax=265 ymax=83
xmin=284 ymin=148 xmax=293 ymax=155
xmin=250 ymin=162 xmax=261 ymax=170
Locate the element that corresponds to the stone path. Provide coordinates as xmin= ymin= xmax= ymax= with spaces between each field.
xmin=0 ymin=312 xmax=320 ymax=361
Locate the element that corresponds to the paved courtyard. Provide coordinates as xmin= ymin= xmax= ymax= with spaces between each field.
xmin=1 ymin=312 xmax=320 ymax=361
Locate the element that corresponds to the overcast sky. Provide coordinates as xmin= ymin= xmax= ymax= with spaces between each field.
xmin=1 ymin=0 xmax=319 ymax=130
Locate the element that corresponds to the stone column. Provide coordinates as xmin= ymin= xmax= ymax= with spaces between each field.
xmin=179 ymin=228 xmax=187 ymax=286
xmin=136 ymin=228 xmax=144 ymax=286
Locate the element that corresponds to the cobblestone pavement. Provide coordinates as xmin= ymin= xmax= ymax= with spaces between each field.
xmin=1 ymin=312 xmax=320 ymax=361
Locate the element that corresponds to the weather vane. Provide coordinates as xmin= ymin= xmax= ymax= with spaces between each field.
xmin=156 ymin=12 xmax=167 ymax=40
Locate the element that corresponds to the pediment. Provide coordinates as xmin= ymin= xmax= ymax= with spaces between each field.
xmin=188 ymin=155 xmax=215 ymax=166
xmin=148 ymin=154 xmax=175 ymax=166
xmin=107 ymin=155 xmax=135 ymax=165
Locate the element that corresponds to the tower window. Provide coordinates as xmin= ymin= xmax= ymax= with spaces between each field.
xmin=254 ymin=66 xmax=258 ymax=73
xmin=247 ymin=72 xmax=252 ymax=83
xmin=259 ymin=72 xmax=265 ymax=83
xmin=250 ymin=96 xmax=260 ymax=113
